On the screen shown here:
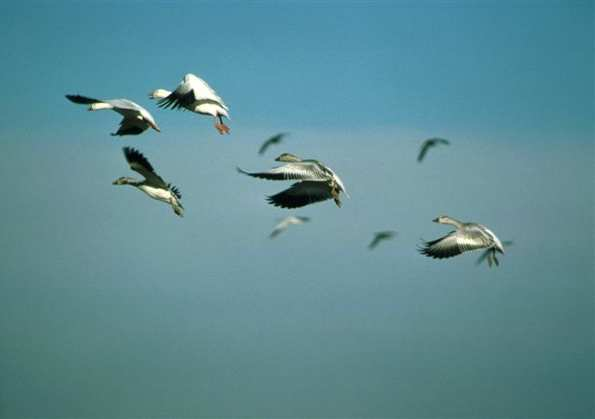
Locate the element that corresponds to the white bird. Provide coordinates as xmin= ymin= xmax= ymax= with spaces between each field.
xmin=419 ymin=215 xmax=504 ymax=266
xmin=368 ymin=231 xmax=397 ymax=250
xmin=270 ymin=216 xmax=310 ymax=238
xmin=237 ymin=153 xmax=348 ymax=209
xmin=418 ymin=137 xmax=449 ymax=162
xmin=150 ymin=73 xmax=230 ymax=135
xmin=113 ymin=147 xmax=184 ymax=217
xmin=65 ymin=94 xmax=160 ymax=136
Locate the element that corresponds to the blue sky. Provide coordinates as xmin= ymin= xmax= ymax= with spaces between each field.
xmin=0 ymin=1 xmax=593 ymax=418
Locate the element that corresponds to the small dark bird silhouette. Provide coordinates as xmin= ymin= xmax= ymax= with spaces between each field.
xmin=368 ymin=231 xmax=397 ymax=250
xmin=258 ymin=133 xmax=287 ymax=155
xmin=417 ymin=137 xmax=450 ymax=162
xmin=475 ymin=240 xmax=513 ymax=267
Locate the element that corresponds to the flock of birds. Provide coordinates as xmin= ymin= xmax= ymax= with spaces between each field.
xmin=66 ymin=73 xmax=510 ymax=268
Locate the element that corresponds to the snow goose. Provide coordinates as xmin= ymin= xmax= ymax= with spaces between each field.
xmin=259 ymin=133 xmax=287 ymax=155
xmin=417 ymin=137 xmax=449 ymax=162
xmin=476 ymin=240 xmax=513 ymax=267
xmin=113 ymin=147 xmax=184 ymax=217
xmin=270 ymin=216 xmax=310 ymax=238
xmin=419 ymin=215 xmax=504 ymax=265
xmin=368 ymin=230 xmax=397 ymax=250
xmin=65 ymin=94 xmax=160 ymax=136
xmin=237 ymin=153 xmax=348 ymax=209
xmin=150 ymin=73 xmax=230 ymax=134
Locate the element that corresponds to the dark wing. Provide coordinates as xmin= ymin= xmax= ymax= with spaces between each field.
xmin=432 ymin=137 xmax=450 ymax=145
xmin=156 ymin=89 xmax=196 ymax=110
xmin=368 ymin=235 xmax=383 ymax=249
xmin=417 ymin=141 xmax=432 ymax=162
xmin=122 ymin=147 xmax=166 ymax=187
xmin=267 ymin=181 xmax=333 ymax=209
xmin=65 ymin=94 xmax=102 ymax=105
xmin=111 ymin=118 xmax=148 ymax=136
xmin=258 ymin=133 xmax=285 ymax=155
xmin=169 ymin=184 xmax=182 ymax=200
xmin=369 ymin=231 xmax=396 ymax=249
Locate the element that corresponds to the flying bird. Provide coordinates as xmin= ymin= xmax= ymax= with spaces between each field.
xmin=150 ymin=73 xmax=230 ymax=135
xmin=417 ymin=137 xmax=450 ymax=162
xmin=237 ymin=153 xmax=348 ymax=209
xmin=270 ymin=216 xmax=310 ymax=238
xmin=65 ymin=94 xmax=160 ymax=136
xmin=419 ymin=215 xmax=504 ymax=266
xmin=476 ymin=240 xmax=513 ymax=267
xmin=113 ymin=147 xmax=184 ymax=217
xmin=368 ymin=231 xmax=397 ymax=250
xmin=259 ymin=133 xmax=287 ymax=155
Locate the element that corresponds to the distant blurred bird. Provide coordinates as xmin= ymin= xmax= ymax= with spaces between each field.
xmin=368 ymin=231 xmax=397 ymax=250
xmin=150 ymin=73 xmax=230 ymax=135
xmin=65 ymin=94 xmax=160 ymax=136
xmin=113 ymin=147 xmax=184 ymax=217
xmin=419 ymin=215 xmax=504 ymax=266
xmin=237 ymin=153 xmax=348 ymax=209
xmin=476 ymin=240 xmax=513 ymax=267
xmin=259 ymin=133 xmax=287 ymax=155
xmin=270 ymin=216 xmax=310 ymax=238
xmin=417 ymin=137 xmax=449 ymax=162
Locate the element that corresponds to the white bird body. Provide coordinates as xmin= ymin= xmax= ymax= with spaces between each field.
xmin=66 ymin=95 xmax=160 ymax=136
xmin=150 ymin=73 xmax=230 ymax=134
xmin=419 ymin=215 xmax=505 ymax=266
xmin=238 ymin=153 xmax=347 ymax=209
xmin=137 ymin=184 xmax=177 ymax=204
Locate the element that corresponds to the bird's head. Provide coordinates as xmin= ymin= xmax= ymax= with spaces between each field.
xmin=275 ymin=153 xmax=301 ymax=162
xmin=432 ymin=215 xmax=450 ymax=224
xmin=112 ymin=177 xmax=131 ymax=186
xmin=148 ymin=89 xmax=169 ymax=100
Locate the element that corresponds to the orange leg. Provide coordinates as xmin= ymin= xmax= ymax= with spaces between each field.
xmin=214 ymin=115 xmax=230 ymax=135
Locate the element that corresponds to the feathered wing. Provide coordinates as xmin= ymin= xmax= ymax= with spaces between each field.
xmin=368 ymin=231 xmax=396 ymax=249
xmin=65 ymin=94 xmax=103 ymax=105
xmin=237 ymin=162 xmax=328 ymax=181
xmin=417 ymin=141 xmax=432 ymax=162
xmin=368 ymin=235 xmax=383 ymax=249
xmin=258 ymin=133 xmax=285 ymax=155
xmin=267 ymin=181 xmax=333 ymax=209
xmin=122 ymin=147 xmax=167 ymax=188
xmin=419 ymin=228 xmax=492 ymax=259
xmin=157 ymin=74 xmax=227 ymax=111
xmin=112 ymin=117 xmax=148 ymax=136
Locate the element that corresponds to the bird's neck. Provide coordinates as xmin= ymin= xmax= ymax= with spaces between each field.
xmin=442 ymin=217 xmax=464 ymax=229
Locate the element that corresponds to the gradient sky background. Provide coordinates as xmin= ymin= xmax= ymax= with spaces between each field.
xmin=0 ymin=1 xmax=593 ymax=418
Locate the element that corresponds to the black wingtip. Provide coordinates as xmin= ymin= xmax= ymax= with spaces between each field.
xmin=65 ymin=94 xmax=100 ymax=105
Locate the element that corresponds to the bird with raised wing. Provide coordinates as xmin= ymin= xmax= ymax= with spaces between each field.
xmin=150 ymin=73 xmax=230 ymax=135
xmin=368 ymin=231 xmax=397 ymax=250
xmin=417 ymin=137 xmax=449 ymax=162
xmin=476 ymin=240 xmax=513 ymax=267
xmin=237 ymin=153 xmax=347 ymax=209
xmin=113 ymin=147 xmax=184 ymax=217
xmin=259 ymin=133 xmax=287 ymax=155
xmin=270 ymin=216 xmax=310 ymax=238
xmin=419 ymin=215 xmax=504 ymax=265
xmin=65 ymin=94 xmax=160 ymax=136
